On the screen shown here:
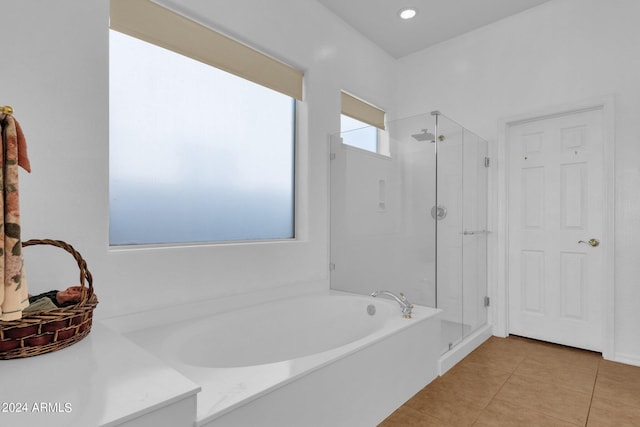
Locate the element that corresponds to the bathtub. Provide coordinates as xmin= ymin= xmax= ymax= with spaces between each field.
xmin=124 ymin=291 xmax=441 ymax=426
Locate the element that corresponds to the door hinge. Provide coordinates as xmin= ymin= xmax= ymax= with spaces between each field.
xmin=329 ymin=262 xmax=336 ymax=271
xmin=330 ymin=153 xmax=336 ymax=160
xmin=484 ymin=296 xmax=490 ymax=307
xmin=484 ymin=157 xmax=490 ymax=168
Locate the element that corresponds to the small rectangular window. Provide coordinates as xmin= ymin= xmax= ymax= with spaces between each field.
xmin=340 ymin=91 xmax=386 ymax=155
xmin=340 ymin=115 xmax=378 ymax=152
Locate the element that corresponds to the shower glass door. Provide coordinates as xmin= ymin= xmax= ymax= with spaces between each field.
xmin=435 ymin=113 xmax=489 ymax=354
xmin=435 ymin=114 xmax=465 ymax=353
xmin=462 ymin=128 xmax=488 ymax=345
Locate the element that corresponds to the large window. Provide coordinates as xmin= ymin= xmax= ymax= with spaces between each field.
xmin=109 ymin=29 xmax=296 ymax=245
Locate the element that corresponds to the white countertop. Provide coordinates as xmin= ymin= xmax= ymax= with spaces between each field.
xmin=0 ymin=321 xmax=200 ymax=427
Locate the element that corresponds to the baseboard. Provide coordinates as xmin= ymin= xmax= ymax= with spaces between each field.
xmin=612 ymin=352 xmax=640 ymax=367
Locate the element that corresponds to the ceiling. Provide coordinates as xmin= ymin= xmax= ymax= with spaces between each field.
xmin=316 ymin=0 xmax=553 ymax=58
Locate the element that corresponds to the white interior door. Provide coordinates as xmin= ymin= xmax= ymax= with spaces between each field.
xmin=507 ymin=107 xmax=605 ymax=352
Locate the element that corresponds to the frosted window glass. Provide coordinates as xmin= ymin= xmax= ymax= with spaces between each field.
xmin=340 ymin=115 xmax=378 ymax=153
xmin=109 ymin=30 xmax=295 ymax=245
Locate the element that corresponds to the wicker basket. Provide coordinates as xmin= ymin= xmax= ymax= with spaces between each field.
xmin=0 ymin=239 xmax=98 ymax=359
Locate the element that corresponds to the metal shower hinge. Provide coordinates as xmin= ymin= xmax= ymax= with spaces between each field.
xmin=330 ymin=153 xmax=336 ymax=160
xmin=484 ymin=296 xmax=491 ymax=307
xmin=484 ymin=157 xmax=490 ymax=168
xmin=329 ymin=263 xmax=336 ymax=271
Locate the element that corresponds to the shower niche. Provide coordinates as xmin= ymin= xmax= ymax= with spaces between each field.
xmin=329 ymin=111 xmax=489 ymax=356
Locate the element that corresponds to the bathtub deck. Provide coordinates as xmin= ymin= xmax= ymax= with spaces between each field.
xmin=0 ymin=322 xmax=200 ymax=427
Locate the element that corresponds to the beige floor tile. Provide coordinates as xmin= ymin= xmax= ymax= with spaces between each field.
xmin=525 ymin=341 xmax=601 ymax=372
xmin=439 ymin=363 xmax=512 ymax=408
xmin=380 ymin=337 xmax=640 ymax=427
xmin=597 ymin=359 xmax=640 ymax=382
xmin=594 ymin=366 xmax=640 ymax=409
xmin=514 ymin=356 xmax=597 ymax=394
xmin=493 ymin=373 xmax=591 ymax=426
xmin=473 ymin=399 xmax=582 ymax=427
xmin=406 ymin=386 xmax=484 ymax=427
xmin=379 ymin=405 xmax=456 ymax=427
xmin=485 ymin=335 xmax=541 ymax=353
xmin=587 ymin=396 xmax=640 ymax=426
xmin=458 ymin=337 xmax=530 ymax=373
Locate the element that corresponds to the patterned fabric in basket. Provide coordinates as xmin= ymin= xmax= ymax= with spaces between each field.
xmin=0 ymin=112 xmax=31 ymax=321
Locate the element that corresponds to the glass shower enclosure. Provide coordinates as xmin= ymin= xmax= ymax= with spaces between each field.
xmin=329 ymin=111 xmax=488 ymax=355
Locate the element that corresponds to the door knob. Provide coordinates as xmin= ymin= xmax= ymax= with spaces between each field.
xmin=578 ymin=238 xmax=600 ymax=247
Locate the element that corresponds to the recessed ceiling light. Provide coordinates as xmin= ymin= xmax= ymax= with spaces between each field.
xmin=398 ymin=8 xmax=417 ymax=20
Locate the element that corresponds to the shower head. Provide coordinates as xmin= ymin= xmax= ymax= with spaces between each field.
xmin=411 ymin=129 xmax=435 ymax=142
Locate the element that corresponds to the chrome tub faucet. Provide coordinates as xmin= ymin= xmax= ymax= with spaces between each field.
xmin=370 ymin=291 xmax=414 ymax=318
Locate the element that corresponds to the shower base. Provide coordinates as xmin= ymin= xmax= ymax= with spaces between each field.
xmin=440 ymin=320 xmax=472 ymax=355
xmin=438 ymin=323 xmax=492 ymax=375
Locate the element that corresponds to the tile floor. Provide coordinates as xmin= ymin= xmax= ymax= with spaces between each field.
xmin=379 ymin=335 xmax=640 ymax=426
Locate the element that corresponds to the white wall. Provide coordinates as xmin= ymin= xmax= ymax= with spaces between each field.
xmin=329 ymin=132 xmax=437 ymax=307
xmin=1 ymin=0 xmax=396 ymax=319
xmin=396 ymin=0 xmax=640 ymax=362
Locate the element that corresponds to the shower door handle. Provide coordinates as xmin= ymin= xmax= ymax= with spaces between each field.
xmin=462 ymin=230 xmax=488 ymax=236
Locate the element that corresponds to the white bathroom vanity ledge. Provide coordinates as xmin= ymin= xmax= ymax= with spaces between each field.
xmin=0 ymin=322 xmax=200 ymax=427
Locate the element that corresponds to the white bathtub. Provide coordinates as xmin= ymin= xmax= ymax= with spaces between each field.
xmin=124 ymin=291 xmax=441 ymax=426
